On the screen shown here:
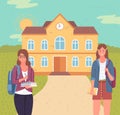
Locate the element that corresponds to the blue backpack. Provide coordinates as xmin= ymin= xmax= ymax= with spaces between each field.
xmin=7 ymin=65 xmax=20 ymax=95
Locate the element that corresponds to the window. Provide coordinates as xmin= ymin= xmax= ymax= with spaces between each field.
xmin=86 ymin=40 xmax=92 ymax=50
xmin=29 ymin=57 xmax=34 ymax=67
xmin=55 ymin=36 xmax=65 ymax=50
xmin=72 ymin=56 xmax=79 ymax=67
xmin=41 ymin=40 xmax=48 ymax=50
xmin=72 ymin=40 xmax=79 ymax=50
xmin=86 ymin=57 xmax=92 ymax=67
xmin=41 ymin=57 xmax=48 ymax=67
xmin=28 ymin=40 xmax=34 ymax=50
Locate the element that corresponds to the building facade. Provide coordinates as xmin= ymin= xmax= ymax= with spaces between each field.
xmin=22 ymin=14 xmax=98 ymax=75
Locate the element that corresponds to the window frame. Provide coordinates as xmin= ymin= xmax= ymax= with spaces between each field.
xmin=85 ymin=40 xmax=92 ymax=50
xmin=72 ymin=56 xmax=79 ymax=67
xmin=41 ymin=56 xmax=48 ymax=67
xmin=29 ymin=56 xmax=35 ymax=67
xmin=27 ymin=39 xmax=35 ymax=50
xmin=85 ymin=56 xmax=92 ymax=67
xmin=72 ymin=39 xmax=79 ymax=50
xmin=41 ymin=39 xmax=48 ymax=50
xmin=54 ymin=36 xmax=65 ymax=50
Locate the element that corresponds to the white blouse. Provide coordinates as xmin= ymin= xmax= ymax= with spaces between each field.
xmin=22 ymin=71 xmax=28 ymax=82
xmin=15 ymin=71 xmax=32 ymax=95
xmin=99 ymin=60 xmax=107 ymax=81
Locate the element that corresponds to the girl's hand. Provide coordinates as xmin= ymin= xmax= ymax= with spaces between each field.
xmin=25 ymin=85 xmax=31 ymax=89
xmin=19 ymin=78 xmax=24 ymax=83
xmin=19 ymin=76 xmax=28 ymax=83
xmin=105 ymin=68 xmax=109 ymax=73
xmin=90 ymin=88 xmax=94 ymax=95
xmin=105 ymin=68 xmax=114 ymax=81
xmin=24 ymin=76 xmax=28 ymax=81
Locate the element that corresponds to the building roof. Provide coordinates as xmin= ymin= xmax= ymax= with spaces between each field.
xmin=69 ymin=21 xmax=77 ymax=28
xmin=74 ymin=27 xmax=98 ymax=34
xmin=22 ymin=21 xmax=77 ymax=35
xmin=22 ymin=26 xmax=98 ymax=35
xmin=43 ymin=21 xmax=77 ymax=28
xmin=22 ymin=27 xmax=46 ymax=35
xmin=22 ymin=14 xmax=98 ymax=35
xmin=43 ymin=21 xmax=51 ymax=28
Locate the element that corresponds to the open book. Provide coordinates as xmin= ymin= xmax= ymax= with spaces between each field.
xmin=21 ymin=81 xmax=37 ymax=87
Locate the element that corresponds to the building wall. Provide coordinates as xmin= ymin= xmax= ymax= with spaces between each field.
xmin=22 ymin=35 xmax=46 ymax=52
xmin=22 ymin=34 xmax=98 ymax=53
xmin=28 ymin=53 xmax=96 ymax=73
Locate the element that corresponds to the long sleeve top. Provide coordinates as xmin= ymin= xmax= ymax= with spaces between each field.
xmin=12 ymin=65 xmax=34 ymax=92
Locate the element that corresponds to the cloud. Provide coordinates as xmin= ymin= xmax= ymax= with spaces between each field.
xmin=97 ymin=14 xmax=120 ymax=24
xmin=10 ymin=34 xmax=22 ymax=42
xmin=7 ymin=0 xmax=38 ymax=9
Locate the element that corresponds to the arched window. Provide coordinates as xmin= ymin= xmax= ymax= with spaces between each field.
xmin=29 ymin=57 xmax=34 ymax=67
xmin=86 ymin=57 xmax=92 ymax=67
xmin=41 ymin=57 xmax=48 ymax=67
xmin=86 ymin=40 xmax=92 ymax=50
xmin=28 ymin=40 xmax=34 ymax=50
xmin=72 ymin=40 xmax=79 ymax=50
xmin=41 ymin=40 xmax=48 ymax=50
xmin=55 ymin=36 xmax=65 ymax=50
xmin=72 ymin=56 xmax=79 ymax=67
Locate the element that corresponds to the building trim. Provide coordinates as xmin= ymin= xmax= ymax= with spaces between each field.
xmin=28 ymin=52 xmax=96 ymax=54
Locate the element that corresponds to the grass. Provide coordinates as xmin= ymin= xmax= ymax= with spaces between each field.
xmin=0 ymin=45 xmax=120 ymax=115
xmin=33 ymin=76 xmax=48 ymax=95
xmin=0 ymin=45 xmax=48 ymax=115
xmin=109 ymin=52 xmax=120 ymax=115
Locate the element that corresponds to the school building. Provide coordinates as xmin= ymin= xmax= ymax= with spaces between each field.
xmin=22 ymin=14 xmax=98 ymax=75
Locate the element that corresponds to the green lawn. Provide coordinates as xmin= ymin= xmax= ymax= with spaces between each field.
xmin=0 ymin=45 xmax=119 ymax=115
xmin=108 ymin=52 xmax=120 ymax=115
xmin=0 ymin=45 xmax=48 ymax=115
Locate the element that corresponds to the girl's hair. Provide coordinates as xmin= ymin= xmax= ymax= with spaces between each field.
xmin=96 ymin=44 xmax=108 ymax=59
xmin=17 ymin=49 xmax=31 ymax=66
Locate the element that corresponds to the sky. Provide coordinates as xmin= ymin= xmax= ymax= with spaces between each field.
xmin=0 ymin=0 xmax=120 ymax=48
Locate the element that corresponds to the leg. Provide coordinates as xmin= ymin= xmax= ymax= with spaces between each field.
xmin=14 ymin=94 xmax=25 ymax=115
xmin=93 ymin=100 xmax=101 ymax=115
xmin=24 ymin=95 xmax=33 ymax=115
xmin=103 ymin=99 xmax=111 ymax=115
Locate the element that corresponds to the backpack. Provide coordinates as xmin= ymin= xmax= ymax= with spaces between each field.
xmin=7 ymin=65 xmax=20 ymax=95
xmin=106 ymin=60 xmax=116 ymax=88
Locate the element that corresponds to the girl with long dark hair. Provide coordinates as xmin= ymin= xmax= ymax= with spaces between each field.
xmin=12 ymin=49 xmax=34 ymax=115
xmin=90 ymin=44 xmax=114 ymax=115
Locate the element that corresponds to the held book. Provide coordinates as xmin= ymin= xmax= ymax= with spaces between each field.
xmin=21 ymin=81 xmax=37 ymax=87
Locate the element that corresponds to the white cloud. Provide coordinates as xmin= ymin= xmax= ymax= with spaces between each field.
xmin=7 ymin=0 xmax=38 ymax=9
xmin=97 ymin=14 xmax=120 ymax=24
xmin=10 ymin=34 xmax=22 ymax=42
